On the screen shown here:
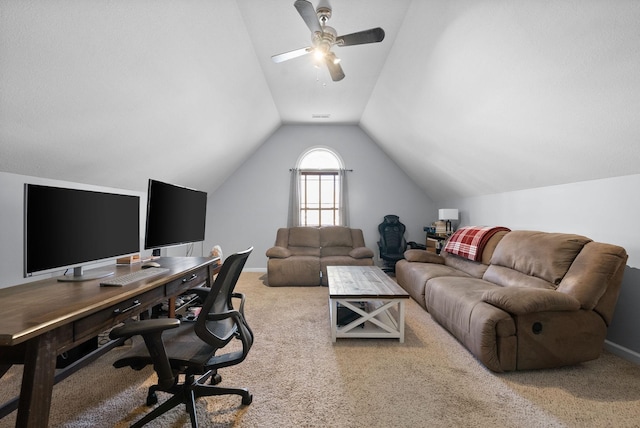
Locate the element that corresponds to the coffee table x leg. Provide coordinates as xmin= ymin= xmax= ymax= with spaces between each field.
xmin=330 ymin=298 xmax=406 ymax=343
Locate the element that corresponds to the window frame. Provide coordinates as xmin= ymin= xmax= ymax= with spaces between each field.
xmin=295 ymin=147 xmax=345 ymax=227
xmin=299 ymin=169 xmax=341 ymax=227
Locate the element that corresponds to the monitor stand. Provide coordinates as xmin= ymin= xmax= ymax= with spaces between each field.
xmin=57 ymin=266 xmax=114 ymax=282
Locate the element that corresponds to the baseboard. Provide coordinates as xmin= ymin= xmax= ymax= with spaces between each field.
xmin=243 ymin=267 xmax=267 ymax=273
xmin=604 ymin=340 xmax=640 ymax=365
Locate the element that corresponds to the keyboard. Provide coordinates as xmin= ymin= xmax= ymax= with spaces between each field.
xmin=100 ymin=268 xmax=171 ymax=287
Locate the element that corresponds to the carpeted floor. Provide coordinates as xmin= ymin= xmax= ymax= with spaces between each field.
xmin=1 ymin=272 xmax=639 ymax=427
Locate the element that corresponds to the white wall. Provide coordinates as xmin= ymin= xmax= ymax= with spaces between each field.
xmin=0 ymin=125 xmax=433 ymax=286
xmin=438 ymin=173 xmax=640 ymax=362
xmin=0 ymin=171 xmax=147 ymax=289
xmin=203 ymin=124 xmax=434 ymax=270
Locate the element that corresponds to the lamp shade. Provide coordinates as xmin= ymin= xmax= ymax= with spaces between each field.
xmin=438 ymin=209 xmax=459 ymax=221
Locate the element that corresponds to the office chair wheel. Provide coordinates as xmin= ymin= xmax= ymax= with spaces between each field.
xmin=146 ymin=392 xmax=158 ymax=406
xmin=211 ymin=373 xmax=222 ymax=384
xmin=241 ymin=393 xmax=253 ymax=405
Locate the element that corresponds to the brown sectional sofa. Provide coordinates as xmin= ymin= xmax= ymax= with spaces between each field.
xmin=396 ymin=228 xmax=628 ymax=372
xmin=266 ymin=226 xmax=374 ymax=286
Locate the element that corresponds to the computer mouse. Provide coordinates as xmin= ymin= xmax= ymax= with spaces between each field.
xmin=141 ymin=262 xmax=161 ymax=269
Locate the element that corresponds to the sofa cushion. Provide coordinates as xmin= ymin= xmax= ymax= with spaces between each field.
xmin=320 ymin=226 xmax=353 ymax=247
xmin=395 ymin=259 xmax=471 ymax=309
xmin=482 ymin=287 xmax=581 ymax=314
xmin=557 ymin=241 xmax=628 ymax=315
xmin=289 ymin=227 xmax=320 ymax=248
xmin=425 ymin=276 xmax=517 ymax=372
xmin=489 ymin=231 xmax=592 ymax=287
xmin=404 ymin=249 xmax=444 ymax=264
xmin=479 ymin=230 xmax=510 ymax=264
xmin=483 ymin=265 xmax=556 ymax=290
xmin=442 ymin=252 xmax=489 ymax=279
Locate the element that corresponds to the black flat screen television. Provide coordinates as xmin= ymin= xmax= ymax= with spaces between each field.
xmin=144 ymin=179 xmax=207 ymax=252
xmin=24 ymin=184 xmax=140 ymax=281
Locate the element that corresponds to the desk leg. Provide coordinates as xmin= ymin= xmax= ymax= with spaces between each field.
xmin=168 ymin=296 xmax=176 ymax=318
xmin=16 ymin=330 xmax=57 ymax=428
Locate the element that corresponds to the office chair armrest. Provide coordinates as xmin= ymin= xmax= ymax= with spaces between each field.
xmin=204 ymin=309 xmax=242 ymax=323
xmin=109 ymin=318 xmax=180 ymax=340
xmin=190 ymin=285 xmax=210 ymax=301
xmin=231 ymin=292 xmax=247 ymax=315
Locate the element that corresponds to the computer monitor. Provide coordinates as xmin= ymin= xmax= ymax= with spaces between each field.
xmin=24 ymin=184 xmax=140 ymax=281
xmin=144 ymin=179 xmax=207 ymax=253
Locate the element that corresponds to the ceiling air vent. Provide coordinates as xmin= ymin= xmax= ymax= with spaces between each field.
xmin=312 ymin=114 xmax=331 ymax=119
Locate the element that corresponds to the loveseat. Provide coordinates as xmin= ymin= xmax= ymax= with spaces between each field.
xmin=266 ymin=226 xmax=374 ymax=286
xmin=396 ymin=227 xmax=628 ymax=372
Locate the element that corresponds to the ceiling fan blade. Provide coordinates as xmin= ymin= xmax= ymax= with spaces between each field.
xmin=325 ymin=54 xmax=345 ymax=81
xmin=336 ymin=27 xmax=385 ymax=46
xmin=294 ymin=0 xmax=322 ymax=34
xmin=272 ymin=46 xmax=313 ymax=63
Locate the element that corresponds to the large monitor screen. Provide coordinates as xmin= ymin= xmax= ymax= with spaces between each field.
xmin=144 ymin=179 xmax=207 ymax=251
xmin=24 ymin=184 xmax=140 ymax=280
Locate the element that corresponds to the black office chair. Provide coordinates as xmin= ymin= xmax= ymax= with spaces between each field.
xmin=109 ymin=247 xmax=254 ymax=428
xmin=378 ymin=215 xmax=407 ymax=273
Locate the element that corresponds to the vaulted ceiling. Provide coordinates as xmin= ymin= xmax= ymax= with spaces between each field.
xmin=1 ymin=0 xmax=639 ymax=201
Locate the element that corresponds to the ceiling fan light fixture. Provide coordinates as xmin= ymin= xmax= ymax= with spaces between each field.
xmin=327 ymin=52 xmax=340 ymax=65
xmin=273 ymin=0 xmax=386 ymax=82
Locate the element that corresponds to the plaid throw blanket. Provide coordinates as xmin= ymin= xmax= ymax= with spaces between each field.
xmin=443 ymin=226 xmax=511 ymax=261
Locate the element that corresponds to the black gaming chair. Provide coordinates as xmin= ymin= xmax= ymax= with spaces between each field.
xmin=377 ymin=215 xmax=407 ymax=273
xmin=109 ymin=248 xmax=254 ymax=427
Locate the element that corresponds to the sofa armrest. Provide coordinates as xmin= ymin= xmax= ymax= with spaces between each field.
xmin=482 ymin=287 xmax=581 ymax=315
xmin=349 ymin=247 xmax=374 ymax=259
xmin=265 ymin=246 xmax=292 ymax=258
xmin=403 ymin=249 xmax=445 ymax=264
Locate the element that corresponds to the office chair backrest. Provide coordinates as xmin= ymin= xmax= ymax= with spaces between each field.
xmin=194 ymin=247 xmax=253 ymax=349
xmin=378 ymin=215 xmax=406 ymax=255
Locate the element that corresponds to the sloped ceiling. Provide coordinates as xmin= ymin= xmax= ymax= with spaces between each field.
xmin=0 ymin=0 xmax=280 ymax=193
xmin=1 ymin=0 xmax=640 ymax=200
xmin=361 ymin=0 xmax=640 ymax=200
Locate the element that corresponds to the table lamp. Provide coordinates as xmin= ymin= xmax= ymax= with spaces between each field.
xmin=438 ymin=209 xmax=459 ymax=235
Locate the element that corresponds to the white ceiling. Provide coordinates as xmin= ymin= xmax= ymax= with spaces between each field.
xmin=237 ymin=0 xmax=411 ymax=124
xmin=1 ymin=0 xmax=639 ymax=200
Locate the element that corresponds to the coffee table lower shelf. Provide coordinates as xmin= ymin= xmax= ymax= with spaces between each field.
xmin=329 ymin=298 xmax=406 ymax=343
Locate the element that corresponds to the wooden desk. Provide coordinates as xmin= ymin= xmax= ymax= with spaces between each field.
xmin=0 ymin=256 xmax=218 ymax=428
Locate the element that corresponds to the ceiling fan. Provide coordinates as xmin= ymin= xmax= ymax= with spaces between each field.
xmin=271 ymin=0 xmax=385 ymax=82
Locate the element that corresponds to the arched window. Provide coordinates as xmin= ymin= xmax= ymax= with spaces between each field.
xmin=289 ymin=147 xmax=349 ymax=227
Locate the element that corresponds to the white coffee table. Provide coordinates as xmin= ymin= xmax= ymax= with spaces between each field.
xmin=327 ymin=265 xmax=410 ymax=343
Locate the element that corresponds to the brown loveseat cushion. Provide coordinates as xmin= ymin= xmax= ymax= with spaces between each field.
xmin=289 ymin=227 xmax=320 ymax=247
xmin=320 ymin=226 xmax=353 ymax=247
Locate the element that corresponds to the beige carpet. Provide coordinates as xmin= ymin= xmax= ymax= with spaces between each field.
xmin=1 ymin=272 xmax=639 ymax=427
